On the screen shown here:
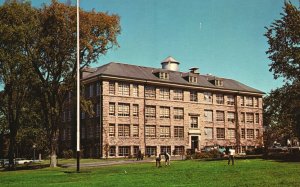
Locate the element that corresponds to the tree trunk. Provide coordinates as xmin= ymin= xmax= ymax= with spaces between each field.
xmin=50 ymin=136 xmax=58 ymax=167
xmin=8 ymin=134 xmax=16 ymax=170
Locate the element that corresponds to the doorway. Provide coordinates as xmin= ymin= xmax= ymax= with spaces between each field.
xmin=191 ymin=136 xmax=199 ymax=154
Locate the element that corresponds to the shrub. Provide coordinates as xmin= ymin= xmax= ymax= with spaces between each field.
xmin=62 ymin=149 xmax=73 ymax=159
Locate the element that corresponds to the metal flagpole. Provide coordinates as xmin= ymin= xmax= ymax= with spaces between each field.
xmin=76 ymin=0 xmax=80 ymax=173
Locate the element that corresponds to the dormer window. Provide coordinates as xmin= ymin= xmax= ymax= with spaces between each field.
xmin=215 ymin=79 xmax=223 ymax=87
xmin=159 ymin=72 xmax=169 ymax=80
xmin=189 ymin=76 xmax=197 ymax=83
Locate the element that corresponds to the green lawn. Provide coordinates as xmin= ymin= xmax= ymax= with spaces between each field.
xmin=1 ymin=159 xmax=300 ymax=187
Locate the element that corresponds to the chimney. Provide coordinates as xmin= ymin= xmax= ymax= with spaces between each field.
xmin=189 ymin=67 xmax=199 ymax=74
xmin=161 ymin=56 xmax=180 ymax=71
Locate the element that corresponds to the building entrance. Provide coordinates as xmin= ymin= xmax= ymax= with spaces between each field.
xmin=191 ymin=136 xmax=199 ymax=154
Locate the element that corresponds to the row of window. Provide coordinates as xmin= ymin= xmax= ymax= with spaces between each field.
xmin=204 ymin=128 xmax=260 ymax=139
xmin=109 ymin=145 xmax=185 ymax=157
xmin=204 ymin=110 xmax=260 ymax=124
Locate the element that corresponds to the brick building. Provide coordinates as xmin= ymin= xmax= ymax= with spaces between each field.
xmin=60 ymin=56 xmax=264 ymax=158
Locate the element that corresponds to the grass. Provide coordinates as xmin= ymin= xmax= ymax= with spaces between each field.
xmin=1 ymin=159 xmax=300 ymax=186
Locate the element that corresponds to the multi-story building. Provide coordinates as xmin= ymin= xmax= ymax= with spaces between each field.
xmin=60 ymin=56 xmax=264 ymax=158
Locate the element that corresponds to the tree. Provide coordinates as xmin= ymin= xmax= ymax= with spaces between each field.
xmin=264 ymin=1 xmax=300 ymax=142
xmin=0 ymin=1 xmax=38 ymax=169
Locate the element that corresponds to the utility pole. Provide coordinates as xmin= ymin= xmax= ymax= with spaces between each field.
xmin=76 ymin=0 xmax=80 ymax=173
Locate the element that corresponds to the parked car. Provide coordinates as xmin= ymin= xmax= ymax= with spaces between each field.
xmin=0 ymin=159 xmax=9 ymax=167
xmin=15 ymin=158 xmax=33 ymax=165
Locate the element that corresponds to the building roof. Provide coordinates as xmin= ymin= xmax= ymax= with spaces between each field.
xmin=82 ymin=62 xmax=264 ymax=95
xmin=161 ymin=56 xmax=180 ymax=64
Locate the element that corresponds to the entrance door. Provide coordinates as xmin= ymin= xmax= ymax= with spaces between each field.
xmin=191 ymin=136 xmax=199 ymax=154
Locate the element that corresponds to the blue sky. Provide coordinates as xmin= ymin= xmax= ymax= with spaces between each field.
xmin=1 ymin=0 xmax=298 ymax=93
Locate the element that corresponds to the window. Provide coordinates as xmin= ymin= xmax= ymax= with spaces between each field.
xmin=133 ymin=84 xmax=139 ymax=97
xmin=146 ymin=146 xmax=156 ymax=156
xmin=118 ymin=124 xmax=130 ymax=137
xmin=118 ymin=103 xmax=130 ymax=117
xmin=241 ymin=112 xmax=245 ymax=123
xmin=81 ymin=127 xmax=85 ymax=139
xmin=190 ymin=117 xmax=198 ymax=128
xmin=216 ymin=94 xmax=224 ymax=104
xmin=89 ymin=84 xmax=94 ymax=97
xmin=204 ymin=92 xmax=212 ymax=103
xmin=246 ymin=96 xmax=253 ymax=107
xmin=216 ymin=111 xmax=224 ymax=121
xmin=133 ymin=146 xmax=139 ymax=157
xmin=109 ymin=103 xmax=115 ymax=116
xmin=61 ymin=129 xmax=66 ymax=141
xmin=109 ymin=82 xmax=115 ymax=95
xmin=160 ymin=146 xmax=171 ymax=154
xmin=109 ymin=124 xmax=115 ymax=137
xmin=145 ymin=106 xmax=156 ymax=118
xmin=227 ymin=95 xmax=235 ymax=105
xmin=246 ymin=113 xmax=254 ymax=123
xmin=87 ymin=126 xmax=93 ymax=138
xmin=204 ymin=128 xmax=213 ymax=139
xmin=145 ymin=86 xmax=156 ymax=98
xmin=240 ymin=96 xmax=244 ymax=106
xmin=189 ymin=76 xmax=197 ymax=83
xmin=204 ymin=110 xmax=213 ymax=122
xmin=133 ymin=125 xmax=139 ymax=137
xmin=109 ymin=146 xmax=116 ymax=156
xmin=174 ymin=126 xmax=184 ymax=138
xmin=119 ymin=146 xmax=130 ymax=156
xmin=228 ymin=129 xmax=235 ymax=139
xmin=159 ymin=72 xmax=169 ymax=80
xmin=215 ymin=79 xmax=223 ymax=86
xmin=247 ymin=129 xmax=254 ymax=139
xmin=173 ymin=89 xmax=183 ymax=100
xmin=133 ymin=104 xmax=139 ymax=117
xmin=255 ymin=129 xmax=260 ymax=138
xmin=81 ymin=112 xmax=85 ymax=119
xmin=227 ymin=112 xmax=235 ymax=123
xmin=145 ymin=125 xmax=156 ymax=138
xmin=96 ymin=83 xmax=100 ymax=96
xmin=190 ymin=91 xmax=198 ymax=102
xmin=160 ymin=106 xmax=170 ymax=118
xmin=96 ymin=103 xmax=100 ymax=117
xmin=217 ymin=128 xmax=225 ymax=139
xmin=174 ymin=146 xmax=185 ymax=155
xmin=241 ymin=128 xmax=245 ymax=139
xmin=160 ymin=126 xmax=170 ymax=138
xmin=118 ymin=83 xmax=130 ymax=96
xmin=254 ymin=97 xmax=259 ymax=107
xmin=159 ymin=88 xmax=170 ymax=100
xmin=255 ymin=113 xmax=259 ymax=123
xmin=174 ymin=108 xmax=184 ymax=119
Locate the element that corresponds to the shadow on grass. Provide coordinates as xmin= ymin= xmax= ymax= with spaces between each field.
xmin=63 ymin=170 xmax=91 ymax=174
xmin=1 ymin=164 xmax=50 ymax=172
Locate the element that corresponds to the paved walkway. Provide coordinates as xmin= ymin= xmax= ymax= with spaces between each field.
xmin=61 ymin=156 xmax=185 ymax=168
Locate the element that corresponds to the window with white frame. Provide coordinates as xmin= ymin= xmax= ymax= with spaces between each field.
xmin=240 ymin=96 xmax=244 ymax=106
xmin=190 ymin=117 xmax=198 ymax=128
xmin=241 ymin=112 xmax=245 ymax=123
xmin=227 ymin=95 xmax=235 ymax=105
xmin=109 ymin=146 xmax=116 ymax=156
xmin=146 ymin=146 xmax=156 ymax=156
xmin=159 ymin=72 xmax=169 ymax=80
xmin=109 ymin=103 xmax=115 ymax=116
xmin=173 ymin=89 xmax=183 ymax=100
xmin=160 ymin=126 xmax=170 ymax=138
xmin=118 ymin=103 xmax=130 ymax=117
xmin=246 ymin=96 xmax=253 ymax=107
xmin=119 ymin=146 xmax=130 ymax=156
xmin=109 ymin=82 xmax=115 ymax=95
xmin=160 ymin=146 xmax=171 ymax=154
xmin=255 ymin=113 xmax=259 ymax=123
xmin=216 ymin=94 xmax=224 ymax=104
xmin=189 ymin=76 xmax=197 ymax=83
xmin=118 ymin=124 xmax=130 ymax=137
xmin=96 ymin=82 xmax=100 ymax=96
xmin=133 ymin=125 xmax=139 ymax=137
xmin=204 ymin=92 xmax=212 ymax=103
xmin=145 ymin=106 xmax=156 ymax=118
xmin=109 ymin=124 xmax=115 ymax=137
xmin=216 ymin=111 xmax=225 ymax=121
xmin=228 ymin=129 xmax=235 ymax=139
xmin=133 ymin=104 xmax=139 ymax=117
xmin=145 ymin=86 xmax=156 ymax=98
xmin=159 ymin=88 xmax=170 ymax=100
xmin=247 ymin=129 xmax=254 ymax=139
xmin=227 ymin=112 xmax=235 ymax=123
xmin=255 ymin=129 xmax=260 ymax=138
xmin=118 ymin=82 xmax=130 ymax=96
xmin=174 ymin=107 xmax=184 ymax=119
xmin=160 ymin=106 xmax=170 ymax=118
xmin=133 ymin=146 xmax=139 ymax=156
xmin=246 ymin=113 xmax=254 ymax=123
xmin=204 ymin=110 xmax=213 ymax=122
xmin=204 ymin=127 xmax=213 ymax=139
xmin=190 ymin=91 xmax=198 ymax=102
xmin=174 ymin=126 xmax=184 ymax=138
xmin=133 ymin=84 xmax=139 ymax=97
xmin=174 ymin=146 xmax=185 ymax=155
xmin=216 ymin=128 xmax=225 ymax=139
xmin=145 ymin=125 xmax=156 ymax=138
xmin=241 ymin=128 xmax=245 ymax=139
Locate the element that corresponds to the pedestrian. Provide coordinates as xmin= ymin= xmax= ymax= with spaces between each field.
xmin=155 ymin=154 xmax=161 ymax=167
xmin=228 ymin=148 xmax=235 ymax=165
xmin=137 ymin=150 xmax=141 ymax=161
xmin=165 ymin=152 xmax=170 ymax=166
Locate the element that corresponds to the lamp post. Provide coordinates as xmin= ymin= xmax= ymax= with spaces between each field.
xmin=33 ymin=144 xmax=36 ymax=161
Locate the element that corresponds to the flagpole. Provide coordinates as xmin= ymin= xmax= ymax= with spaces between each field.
xmin=76 ymin=0 xmax=80 ymax=173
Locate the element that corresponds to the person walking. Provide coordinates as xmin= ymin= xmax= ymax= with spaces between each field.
xmin=165 ymin=152 xmax=170 ymax=166
xmin=228 ymin=148 xmax=235 ymax=165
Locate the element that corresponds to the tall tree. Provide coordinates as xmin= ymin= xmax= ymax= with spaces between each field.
xmin=0 ymin=1 xmax=38 ymax=169
xmin=264 ymin=1 xmax=300 ymax=140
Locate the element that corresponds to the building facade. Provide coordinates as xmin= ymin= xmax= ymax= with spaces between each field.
xmin=60 ymin=57 xmax=264 ymax=158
